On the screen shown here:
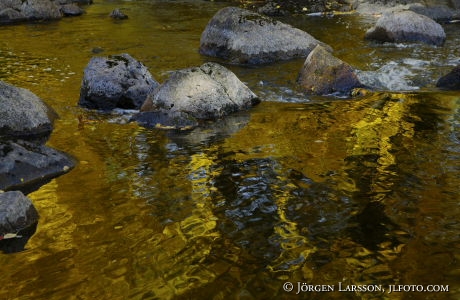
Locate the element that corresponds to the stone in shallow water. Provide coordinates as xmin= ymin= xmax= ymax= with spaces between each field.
xmin=79 ymin=53 xmax=159 ymax=110
xmin=297 ymin=45 xmax=362 ymax=96
xmin=0 ymin=191 xmax=38 ymax=235
xmin=436 ymin=65 xmax=460 ymax=90
xmin=365 ymin=11 xmax=446 ymax=46
xmin=0 ymin=140 xmax=75 ymax=193
xmin=0 ymin=80 xmax=54 ymax=138
xmin=199 ymin=6 xmax=332 ymax=65
xmin=138 ymin=62 xmax=259 ymax=129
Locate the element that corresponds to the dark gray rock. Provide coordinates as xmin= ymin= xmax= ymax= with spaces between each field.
xmin=409 ymin=3 xmax=454 ymax=22
xmin=257 ymin=2 xmax=287 ymax=17
xmin=0 ymin=0 xmax=25 ymax=23
xmin=138 ymin=62 xmax=259 ymax=128
xmin=55 ymin=0 xmax=92 ymax=4
xmin=0 ymin=80 xmax=55 ymax=138
xmin=20 ymin=0 xmax=62 ymax=21
xmin=79 ymin=53 xmax=159 ymax=110
xmin=199 ymin=7 xmax=332 ymax=65
xmin=60 ymin=3 xmax=84 ymax=16
xmin=452 ymin=0 xmax=460 ymax=10
xmin=0 ymin=140 xmax=75 ymax=193
xmin=365 ymin=11 xmax=446 ymax=46
xmin=297 ymin=45 xmax=362 ymax=96
xmin=0 ymin=8 xmax=25 ymax=24
xmin=109 ymin=8 xmax=128 ymax=20
xmin=0 ymin=0 xmax=91 ymax=24
xmin=0 ymin=191 xmax=38 ymax=236
xmin=436 ymin=65 xmax=460 ymax=90
xmin=0 ymin=0 xmax=22 ymax=11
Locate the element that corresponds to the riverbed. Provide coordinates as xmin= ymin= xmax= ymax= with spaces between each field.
xmin=0 ymin=1 xmax=459 ymax=299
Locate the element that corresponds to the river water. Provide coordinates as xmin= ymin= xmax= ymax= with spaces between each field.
xmin=1 ymin=1 xmax=460 ymax=299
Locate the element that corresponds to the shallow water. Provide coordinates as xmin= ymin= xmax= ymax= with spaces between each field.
xmin=0 ymin=1 xmax=460 ymax=299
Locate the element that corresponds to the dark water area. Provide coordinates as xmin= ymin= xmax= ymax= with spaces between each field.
xmin=0 ymin=1 xmax=460 ymax=299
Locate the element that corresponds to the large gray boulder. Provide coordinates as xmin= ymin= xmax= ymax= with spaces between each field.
xmin=297 ymin=45 xmax=363 ymax=96
xmin=199 ymin=7 xmax=332 ymax=65
xmin=0 ymin=191 xmax=39 ymax=237
xmin=436 ymin=65 xmax=460 ymax=90
xmin=138 ymin=62 xmax=259 ymax=129
xmin=0 ymin=140 xmax=74 ymax=192
xmin=79 ymin=53 xmax=159 ymax=110
xmin=0 ymin=80 xmax=54 ymax=138
xmin=365 ymin=11 xmax=446 ymax=46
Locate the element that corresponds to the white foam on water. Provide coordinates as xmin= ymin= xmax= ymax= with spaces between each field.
xmin=357 ymin=61 xmax=420 ymax=91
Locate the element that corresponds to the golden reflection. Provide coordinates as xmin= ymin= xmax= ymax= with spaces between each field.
xmin=142 ymin=146 xmax=224 ymax=298
xmin=268 ymin=182 xmax=316 ymax=273
xmin=348 ymin=93 xmax=416 ymax=199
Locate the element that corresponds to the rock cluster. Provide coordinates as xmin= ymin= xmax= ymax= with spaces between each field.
xmin=0 ymin=80 xmax=74 ymax=193
xmin=79 ymin=54 xmax=260 ymax=130
xmin=0 ymin=80 xmax=75 ymax=251
xmin=0 ymin=0 xmax=88 ymax=24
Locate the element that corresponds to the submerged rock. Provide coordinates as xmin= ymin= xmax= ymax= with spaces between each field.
xmin=0 ymin=191 xmax=39 ymax=237
xmin=79 ymin=53 xmax=159 ymax=110
xmin=199 ymin=6 xmax=331 ymax=65
xmin=0 ymin=80 xmax=55 ymax=138
xmin=365 ymin=11 xmax=446 ymax=46
xmin=138 ymin=62 xmax=259 ymax=128
xmin=436 ymin=65 xmax=460 ymax=90
xmin=297 ymin=45 xmax=362 ymax=96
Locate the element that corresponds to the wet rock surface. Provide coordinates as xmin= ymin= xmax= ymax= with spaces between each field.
xmin=0 ymin=191 xmax=39 ymax=254
xmin=436 ymin=65 xmax=460 ymax=90
xmin=0 ymin=140 xmax=74 ymax=193
xmin=199 ymin=6 xmax=332 ymax=65
xmin=0 ymin=191 xmax=39 ymax=236
xmin=0 ymin=80 xmax=75 ymax=193
xmin=60 ymin=3 xmax=84 ymax=16
xmin=0 ymin=80 xmax=55 ymax=138
xmin=139 ymin=62 xmax=259 ymax=128
xmin=0 ymin=0 xmax=90 ymax=24
xmin=297 ymin=45 xmax=363 ymax=96
xmin=365 ymin=10 xmax=446 ymax=46
xmin=79 ymin=53 xmax=159 ymax=110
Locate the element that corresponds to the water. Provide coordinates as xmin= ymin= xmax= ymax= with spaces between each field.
xmin=1 ymin=1 xmax=460 ymax=299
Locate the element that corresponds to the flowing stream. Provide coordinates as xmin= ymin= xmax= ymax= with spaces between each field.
xmin=0 ymin=1 xmax=460 ymax=299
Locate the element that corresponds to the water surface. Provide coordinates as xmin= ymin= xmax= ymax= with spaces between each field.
xmin=0 ymin=1 xmax=460 ymax=299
